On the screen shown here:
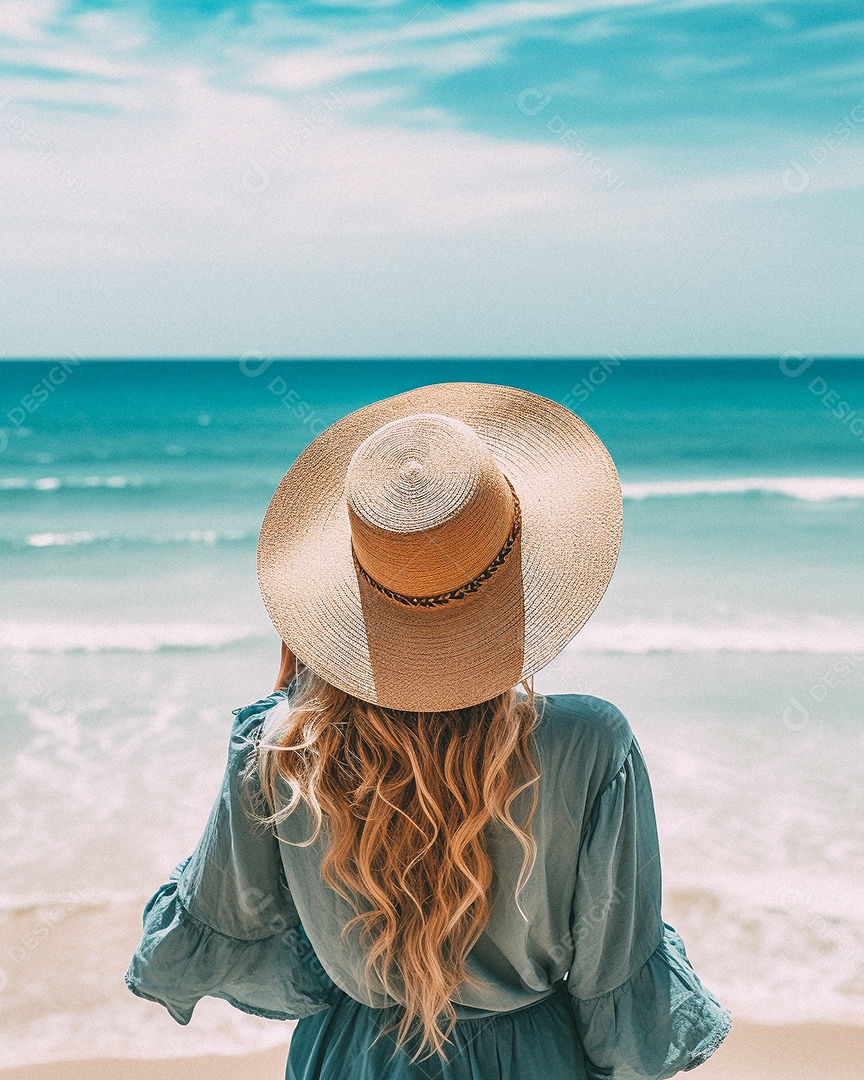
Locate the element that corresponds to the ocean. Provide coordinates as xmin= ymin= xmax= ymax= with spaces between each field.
xmin=1 ymin=358 xmax=862 ymax=1066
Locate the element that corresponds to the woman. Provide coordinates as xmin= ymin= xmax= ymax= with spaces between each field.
xmin=127 ymin=383 xmax=731 ymax=1078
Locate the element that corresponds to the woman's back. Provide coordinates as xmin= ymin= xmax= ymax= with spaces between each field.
xmin=129 ymin=688 xmax=730 ymax=1076
xmin=268 ymin=690 xmax=635 ymax=1015
xmin=127 ymin=383 xmax=731 ymax=1077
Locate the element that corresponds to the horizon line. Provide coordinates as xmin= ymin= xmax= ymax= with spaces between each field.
xmin=2 ymin=355 xmax=863 ymax=363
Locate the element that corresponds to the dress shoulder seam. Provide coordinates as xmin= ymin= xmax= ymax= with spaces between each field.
xmin=579 ymin=735 xmax=636 ymax=839
xmin=594 ymin=735 xmax=636 ymax=802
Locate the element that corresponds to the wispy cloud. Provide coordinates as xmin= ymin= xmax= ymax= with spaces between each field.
xmin=1 ymin=0 xmax=863 ymax=355
xmin=2 ymin=2 xmax=863 ymax=139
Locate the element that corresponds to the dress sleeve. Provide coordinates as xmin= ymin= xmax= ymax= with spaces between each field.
xmin=566 ymin=739 xmax=732 ymax=1079
xmin=125 ymin=692 xmax=336 ymax=1024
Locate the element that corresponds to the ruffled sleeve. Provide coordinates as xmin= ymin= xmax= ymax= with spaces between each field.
xmin=566 ymin=739 xmax=732 ymax=1078
xmin=125 ymin=692 xmax=336 ymax=1024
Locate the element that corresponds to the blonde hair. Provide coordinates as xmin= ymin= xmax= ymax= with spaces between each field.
xmin=254 ymin=668 xmax=540 ymax=1063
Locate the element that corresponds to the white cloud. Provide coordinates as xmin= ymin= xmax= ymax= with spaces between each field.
xmin=0 ymin=0 xmax=60 ymax=44
xmin=0 ymin=74 xmax=587 ymax=263
xmin=390 ymin=0 xmax=586 ymax=41
xmin=0 ymin=45 xmax=146 ymax=80
xmin=254 ymin=51 xmax=399 ymax=92
xmin=0 ymin=0 xmax=861 ymax=355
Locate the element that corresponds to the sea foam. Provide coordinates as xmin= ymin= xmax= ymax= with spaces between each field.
xmin=0 ymin=476 xmax=148 ymax=491
xmin=622 ymin=476 xmax=864 ymax=501
xmin=0 ymin=621 xmax=262 ymax=652
xmin=571 ymin=616 xmax=864 ymax=654
xmin=20 ymin=528 xmax=253 ymax=548
xmin=4 ymin=474 xmax=864 ymax=501
xmin=1 ymin=616 xmax=861 ymax=654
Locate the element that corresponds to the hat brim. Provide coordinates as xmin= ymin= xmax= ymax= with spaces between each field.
xmin=257 ymin=382 xmax=622 ymax=711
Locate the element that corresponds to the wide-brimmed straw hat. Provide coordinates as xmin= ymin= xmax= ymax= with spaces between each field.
xmin=257 ymin=382 xmax=622 ymax=712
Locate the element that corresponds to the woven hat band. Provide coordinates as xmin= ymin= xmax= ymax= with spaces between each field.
xmin=345 ymin=413 xmax=516 ymax=597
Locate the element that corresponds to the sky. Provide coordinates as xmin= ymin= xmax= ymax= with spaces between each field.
xmin=0 ymin=0 xmax=863 ymax=358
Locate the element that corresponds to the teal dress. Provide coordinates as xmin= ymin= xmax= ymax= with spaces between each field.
xmin=126 ymin=691 xmax=731 ymax=1078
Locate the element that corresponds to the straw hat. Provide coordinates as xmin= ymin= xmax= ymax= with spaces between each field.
xmin=257 ymin=382 xmax=621 ymax=712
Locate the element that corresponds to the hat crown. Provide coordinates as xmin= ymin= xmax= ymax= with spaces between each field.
xmin=345 ymin=413 xmax=515 ymax=597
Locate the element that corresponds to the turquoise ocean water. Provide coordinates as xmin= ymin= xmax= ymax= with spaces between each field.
xmin=1 ymin=359 xmax=862 ymax=1065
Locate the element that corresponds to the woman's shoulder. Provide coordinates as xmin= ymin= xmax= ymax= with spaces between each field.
xmin=221 ymin=690 xmax=295 ymax=780
xmin=535 ymin=693 xmax=633 ymax=752
xmin=231 ymin=689 xmax=294 ymax=735
xmin=533 ymin=694 xmax=636 ymax=809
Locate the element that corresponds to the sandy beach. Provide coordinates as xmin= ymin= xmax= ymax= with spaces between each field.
xmin=3 ymin=1022 xmax=864 ymax=1080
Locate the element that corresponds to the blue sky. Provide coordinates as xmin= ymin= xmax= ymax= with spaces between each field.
xmin=1 ymin=0 xmax=863 ymax=356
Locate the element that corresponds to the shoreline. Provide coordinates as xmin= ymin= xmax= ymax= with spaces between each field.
xmin=4 ymin=1021 xmax=864 ymax=1079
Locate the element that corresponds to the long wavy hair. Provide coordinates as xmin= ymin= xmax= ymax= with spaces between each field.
xmin=253 ymin=667 xmax=540 ymax=1063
